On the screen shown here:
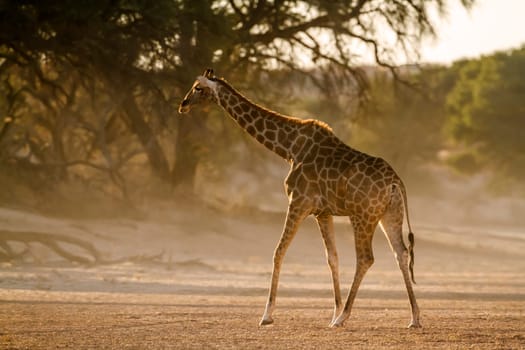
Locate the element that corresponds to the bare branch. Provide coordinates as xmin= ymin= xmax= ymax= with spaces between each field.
xmin=1 ymin=230 xmax=100 ymax=264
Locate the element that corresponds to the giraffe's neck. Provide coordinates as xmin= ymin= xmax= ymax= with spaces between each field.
xmin=213 ymin=79 xmax=307 ymax=161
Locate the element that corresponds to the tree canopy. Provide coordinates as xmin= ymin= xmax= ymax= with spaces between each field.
xmin=1 ymin=0 xmax=488 ymax=206
xmin=446 ymin=47 xmax=525 ymax=185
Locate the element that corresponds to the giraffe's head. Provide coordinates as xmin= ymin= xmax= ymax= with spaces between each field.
xmin=178 ymin=68 xmax=218 ymax=114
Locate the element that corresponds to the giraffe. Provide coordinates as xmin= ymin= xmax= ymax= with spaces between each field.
xmin=178 ymin=69 xmax=421 ymax=329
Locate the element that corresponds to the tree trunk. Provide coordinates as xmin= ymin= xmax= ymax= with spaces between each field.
xmin=171 ymin=114 xmax=203 ymax=189
xmin=170 ymin=0 xmax=219 ymax=188
xmin=122 ymin=93 xmax=170 ymax=181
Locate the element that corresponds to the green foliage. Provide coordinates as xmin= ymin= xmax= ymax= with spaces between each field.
xmin=350 ymin=67 xmax=448 ymax=181
xmin=445 ymin=47 xmax=525 ymax=184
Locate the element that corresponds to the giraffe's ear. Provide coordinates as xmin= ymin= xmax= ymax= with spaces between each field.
xmin=203 ymin=68 xmax=214 ymax=79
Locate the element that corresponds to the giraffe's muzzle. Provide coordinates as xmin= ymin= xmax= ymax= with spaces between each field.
xmin=178 ymin=99 xmax=190 ymax=114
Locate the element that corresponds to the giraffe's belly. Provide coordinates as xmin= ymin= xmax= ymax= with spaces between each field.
xmin=311 ymin=181 xmax=351 ymax=216
xmin=312 ymin=181 xmax=390 ymax=217
xmin=307 ymin=172 xmax=391 ymax=217
xmin=296 ymin=176 xmax=351 ymax=216
xmin=286 ymin=162 xmax=349 ymax=215
xmin=286 ymin=160 xmax=392 ymax=217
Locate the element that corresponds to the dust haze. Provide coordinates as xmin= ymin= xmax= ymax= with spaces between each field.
xmin=1 ymin=154 xmax=525 ymax=349
xmin=2 ymin=0 xmax=525 ymax=347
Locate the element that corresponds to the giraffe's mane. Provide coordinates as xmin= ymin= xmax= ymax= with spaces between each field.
xmin=213 ymin=77 xmax=334 ymax=133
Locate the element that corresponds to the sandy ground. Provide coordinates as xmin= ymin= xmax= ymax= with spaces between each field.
xmin=0 ymin=203 xmax=524 ymax=349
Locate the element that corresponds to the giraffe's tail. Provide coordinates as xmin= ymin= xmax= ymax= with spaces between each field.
xmin=399 ymin=182 xmax=416 ymax=285
xmin=408 ymin=230 xmax=416 ymax=285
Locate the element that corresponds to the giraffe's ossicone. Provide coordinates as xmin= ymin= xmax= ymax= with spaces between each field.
xmin=179 ymin=69 xmax=421 ymax=329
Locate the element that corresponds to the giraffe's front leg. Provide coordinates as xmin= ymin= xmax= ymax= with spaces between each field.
xmin=260 ymin=204 xmax=307 ymax=326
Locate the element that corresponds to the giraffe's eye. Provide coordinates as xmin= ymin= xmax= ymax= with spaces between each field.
xmin=195 ymin=86 xmax=203 ymax=92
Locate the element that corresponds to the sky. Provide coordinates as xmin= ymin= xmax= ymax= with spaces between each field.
xmin=420 ymin=0 xmax=525 ymax=63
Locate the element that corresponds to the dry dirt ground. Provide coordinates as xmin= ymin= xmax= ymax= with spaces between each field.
xmin=0 ymin=204 xmax=524 ymax=349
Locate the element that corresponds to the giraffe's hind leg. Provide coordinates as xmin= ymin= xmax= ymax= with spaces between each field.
xmin=330 ymin=216 xmax=377 ymax=328
xmin=316 ymin=214 xmax=342 ymax=324
xmin=379 ymin=191 xmax=421 ymax=328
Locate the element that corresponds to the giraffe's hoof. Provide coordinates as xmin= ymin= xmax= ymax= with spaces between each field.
xmin=259 ymin=317 xmax=274 ymax=326
xmin=408 ymin=321 xmax=422 ymax=329
xmin=328 ymin=318 xmax=339 ymax=327
xmin=329 ymin=310 xmax=343 ymax=326
xmin=329 ymin=317 xmax=345 ymax=328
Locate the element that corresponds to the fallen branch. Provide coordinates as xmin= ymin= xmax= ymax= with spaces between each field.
xmin=99 ymin=252 xmax=165 ymax=266
xmin=0 ymin=230 xmax=101 ymax=264
xmin=0 ymin=230 xmax=166 ymax=266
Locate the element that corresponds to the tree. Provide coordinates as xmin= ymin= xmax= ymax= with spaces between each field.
xmin=0 ymin=0 xmax=476 ymax=194
xmin=168 ymin=0 xmax=477 ymax=187
xmin=446 ymin=46 xmax=525 ymax=186
xmin=0 ymin=0 xmax=180 ymax=185
xmin=348 ymin=65 xmax=449 ymax=184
